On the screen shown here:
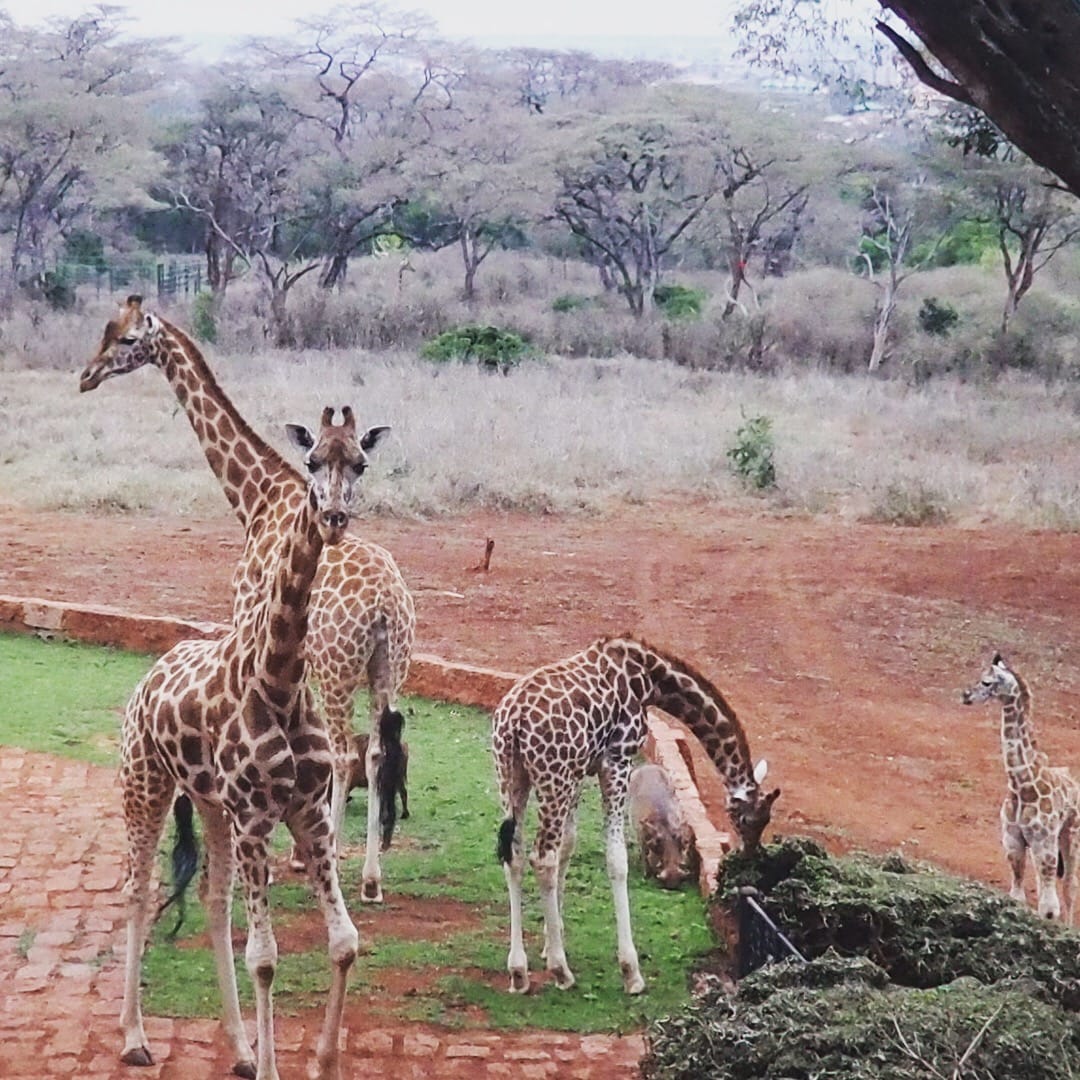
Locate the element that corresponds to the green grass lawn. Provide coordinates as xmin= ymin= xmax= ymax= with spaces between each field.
xmin=1 ymin=631 xmax=719 ymax=1032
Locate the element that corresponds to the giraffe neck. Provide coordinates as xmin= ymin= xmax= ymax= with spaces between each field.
xmin=154 ymin=320 xmax=301 ymax=530
xmin=1000 ymin=677 xmax=1041 ymax=789
xmin=249 ymin=489 xmax=325 ymax=701
xmin=618 ymin=641 xmax=757 ymax=794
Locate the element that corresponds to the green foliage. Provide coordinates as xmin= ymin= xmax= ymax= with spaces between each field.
xmin=0 ymin=634 xmax=714 ymax=1033
xmin=727 ymin=414 xmax=777 ymax=490
xmin=917 ymin=297 xmax=959 ymax=337
xmin=420 ymin=324 xmax=531 ymax=370
xmin=190 ymin=291 xmax=218 ymax=344
xmin=911 ymin=218 xmax=998 ymax=268
xmin=644 ymin=838 xmax=1080 ymax=1078
xmin=654 ymin=283 xmax=707 ymax=320
xmin=63 ymin=230 xmax=107 ymax=271
xmin=552 ymin=293 xmax=594 ymax=313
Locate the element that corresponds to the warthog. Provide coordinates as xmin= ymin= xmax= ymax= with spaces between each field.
xmin=628 ymin=763 xmax=699 ymax=889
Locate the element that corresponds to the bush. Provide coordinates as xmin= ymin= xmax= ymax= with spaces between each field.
xmin=552 ymin=293 xmax=593 ymax=313
xmin=918 ymin=297 xmax=959 ymax=337
xmin=867 ymin=481 xmax=951 ymax=526
xmin=190 ymin=292 xmax=218 ymax=344
xmin=655 ymin=284 xmax=707 ymax=320
xmin=727 ymin=414 xmax=776 ymax=490
xmin=420 ymin=324 xmax=531 ymax=370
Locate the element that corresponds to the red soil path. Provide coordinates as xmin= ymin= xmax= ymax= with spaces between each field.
xmin=3 ymin=499 xmax=1080 ymax=1075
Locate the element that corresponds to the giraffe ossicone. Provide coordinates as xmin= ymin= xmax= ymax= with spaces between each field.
xmin=962 ymin=653 xmax=1080 ymax=923
xmin=81 ymin=295 xmax=415 ymax=904
xmin=117 ymin=406 xmax=385 ymax=1080
xmin=492 ymin=635 xmax=779 ymax=996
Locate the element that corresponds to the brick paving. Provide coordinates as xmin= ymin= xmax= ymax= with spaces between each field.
xmin=0 ymin=748 xmax=644 ymax=1078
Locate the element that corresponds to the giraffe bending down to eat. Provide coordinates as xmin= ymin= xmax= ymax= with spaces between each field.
xmin=962 ymin=653 xmax=1080 ymax=922
xmin=119 ymin=406 xmax=394 ymax=1080
xmin=492 ymin=636 xmax=780 ymax=995
xmin=81 ymin=296 xmax=415 ymax=903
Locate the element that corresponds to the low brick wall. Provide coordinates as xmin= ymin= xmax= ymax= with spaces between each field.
xmin=1 ymin=592 xmax=730 ymax=897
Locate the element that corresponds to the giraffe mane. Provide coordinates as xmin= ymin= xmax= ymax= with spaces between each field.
xmin=598 ymin=634 xmax=756 ymax=766
xmin=158 ymin=316 xmax=300 ymax=483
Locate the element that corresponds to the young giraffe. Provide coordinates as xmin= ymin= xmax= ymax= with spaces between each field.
xmin=119 ymin=406 xmax=387 ymax=1080
xmin=493 ymin=635 xmax=780 ymax=994
xmin=962 ymin=653 xmax=1080 ymax=922
xmin=80 ymin=296 xmax=415 ymax=902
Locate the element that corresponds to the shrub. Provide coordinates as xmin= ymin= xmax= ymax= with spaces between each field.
xmin=190 ymin=292 xmax=218 ymax=344
xmin=552 ymin=293 xmax=593 ymax=313
xmin=727 ymin=414 xmax=776 ymax=490
xmin=420 ymin=324 xmax=531 ymax=370
xmin=867 ymin=481 xmax=951 ymax=526
xmin=654 ymin=283 xmax=707 ymax=320
xmin=917 ymin=297 xmax=959 ymax=337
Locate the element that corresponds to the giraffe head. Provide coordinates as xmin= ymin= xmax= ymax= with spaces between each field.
xmin=79 ymin=295 xmax=165 ymax=392
xmin=286 ymin=406 xmax=389 ymax=543
xmin=962 ymin=653 xmax=1019 ymax=705
xmin=727 ymin=758 xmax=781 ymax=851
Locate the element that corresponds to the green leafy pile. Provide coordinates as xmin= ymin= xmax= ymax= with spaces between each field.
xmin=643 ymin=838 xmax=1080 ymax=1078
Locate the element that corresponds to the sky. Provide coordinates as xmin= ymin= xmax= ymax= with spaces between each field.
xmin=2 ymin=0 xmax=736 ymax=45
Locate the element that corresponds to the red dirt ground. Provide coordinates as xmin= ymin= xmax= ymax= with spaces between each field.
xmin=4 ymin=499 xmax=1080 ymax=1075
xmin=5 ymin=498 xmax=1080 ymax=884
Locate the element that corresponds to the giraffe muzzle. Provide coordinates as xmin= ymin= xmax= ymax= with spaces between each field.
xmin=323 ymin=511 xmax=349 ymax=530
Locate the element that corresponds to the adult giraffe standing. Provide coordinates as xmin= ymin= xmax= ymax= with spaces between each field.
xmin=493 ymin=635 xmax=780 ymax=994
xmin=80 ymin=296 xmax=415 ymax=902
xmin=119 ymin=406 xmax=385 ymax=1079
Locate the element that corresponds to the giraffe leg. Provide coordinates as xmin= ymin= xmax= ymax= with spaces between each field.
xmin=1060 ymin=818 xmax=1077 ymax=925
xmin=119 ymin=766 xmax=173 ymax=1067
xmin=599 ymin=759 xmax=644 ymax=995
xmin=1031 ymin=838 xmax=1062 ymax=920
xmin=1000 ymin=805 xmax=1028 ymax=904
xmin=542 ymin=801 xmax=578 ymax=962
xmin=235 ymin=827 xmax=281 ymax=1080
xmin=288 ymin=804 xmax=358 ymax=1080
xmin=532 ymin=795 xmax=576 ymax=990
xmin=199 ymin=807 xmax=256 ymax=1078
xmin=496 ymin=756 xmax=531 ymax=993
xmin=359 ymin=707 xmax=385 ymax=903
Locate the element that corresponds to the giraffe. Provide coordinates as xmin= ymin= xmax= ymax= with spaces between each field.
xmin=962 ymin=652 xmax=1080 ymax=922
xmin=492 ymin=635 xmax=780 ymax=995
xmin=80 ymin=295 xmax=415 ymax=903
xmin=118 ymin=407 xmax=392 ymax=1080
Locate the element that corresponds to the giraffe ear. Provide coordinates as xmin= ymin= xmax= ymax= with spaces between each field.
xmin=753 ymin=759 xmax=769 ymax=784
xmin=285 ymin=423 xmax=315 ymax=451
xmin=361 ymin=425 xmax=391 ymax=452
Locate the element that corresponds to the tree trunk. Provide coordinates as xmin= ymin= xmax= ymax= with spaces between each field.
xmin=269 ymin=287 xmax=294 ymax=348
xmin=722 ymin=256 xmax=748 ymax=319
xmin=320 ymin=252 xmax=348 ymax=290
xmin=460 ymin=231 xmax=479 ymax=301
xmin=868 ymin=280 xmax=898 ymax=372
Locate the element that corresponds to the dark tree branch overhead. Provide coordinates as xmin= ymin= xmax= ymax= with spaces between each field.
xmin=878 ymin=0 xmax=1080 ymax=198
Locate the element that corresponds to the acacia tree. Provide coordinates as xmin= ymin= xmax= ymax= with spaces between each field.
xmin=989 ymin=170 xmax=1080 ymax=334
xmin=0 ymin=10 xmax=164 ymax=293
xmin=253 ymin=4 xmax=437 ymax=289
xmin=553 ymin=106 xmax=726 ymax=316
xmin=164 ymin=78 xmax=326 ymax=344
xmin=734 ymin=1 xmax=1080 ymax=199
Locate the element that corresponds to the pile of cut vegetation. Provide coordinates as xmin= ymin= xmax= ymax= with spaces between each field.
xmin=643 ymin=837 xmax=1080 ymax=1078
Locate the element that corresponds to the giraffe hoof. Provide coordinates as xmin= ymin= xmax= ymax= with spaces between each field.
xmin=622 ymin=969 xmax=646 ymax=995
xmin=550 ymin=965 xmax=576 ymax=990
xmin=121 ymin=1046 xmax=154 ymax=1067
xmin=233 ymin=1060 xmax=257 ymax=1079
xmin=360 ymin=879 xmax=383 ymax=904
xmin=508 ymin=968 xmax=530 ymax=994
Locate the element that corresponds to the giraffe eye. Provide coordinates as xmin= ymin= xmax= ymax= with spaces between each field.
xmin=307 ymin=458 xmax=323 ymax=473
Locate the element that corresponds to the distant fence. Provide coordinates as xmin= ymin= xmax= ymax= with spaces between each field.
xmin=2 ymin=259 xmax=205 ymax=303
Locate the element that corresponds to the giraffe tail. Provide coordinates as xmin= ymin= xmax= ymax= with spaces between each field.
xmin=156 ymin=794 xmax=199 ymax=938
xmin=497 ymin=817 xmax=516 ymax=865
xmin=377 ymin=706 xmax=406 ymax=850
